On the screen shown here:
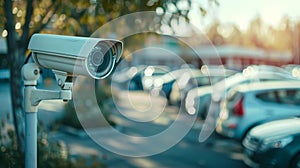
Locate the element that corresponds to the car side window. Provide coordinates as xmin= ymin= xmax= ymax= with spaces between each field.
xmin=278 ymin=89 xmax=300 ymax=106
xmin=197 ymin=76 xmax=210 ymax=86
xmin=295 ymin=91 xmax=300 ymax=105
xmin=256 ymin=91 xmax=279 ymax=103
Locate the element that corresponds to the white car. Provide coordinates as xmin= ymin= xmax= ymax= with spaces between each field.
xmin=242 ymin=117 xmax=300 ymax=167
xmin=282 ymin=64 xmax=300 ymax=79
xmin=149 ymin=68 xmax=200 ymax=98
xmin=216 ymin=81 xmax=300 ymax=141
xmin=185 ymin=65 xmax=296 ymax=118
xmin=112 ymin=65 xmax=147 ymax=90
xmin=141 ymin=65 xmax=170 ymax=91
xmin=170 ymin=65 xmax=237 ymax=106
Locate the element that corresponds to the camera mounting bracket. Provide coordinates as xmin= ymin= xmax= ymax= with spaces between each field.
xmin=52 ymin=70 xmax=73 ymax=90
xmin=22 ymin=63 xmax=73 ymax=113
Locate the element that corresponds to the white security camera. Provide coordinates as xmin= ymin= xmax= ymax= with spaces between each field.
xmin=28 ymin=34 xmax=123 ymax=79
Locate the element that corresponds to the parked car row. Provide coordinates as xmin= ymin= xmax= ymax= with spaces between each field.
xmin=113 ymin=64 xmax=238 ymax=102
xmin=169 ymin=65 xmax=237 ymax=106
xmin=113 ymin=65 xmax=299 ymax=118
xmin=181 ymin=64 xmax=300 ymax=168
xmin=215 ymin=66 xmax=300 ymax=167
xmin=111 ymin=65 xmax=170 ymax=91
xmin=113 ymin=64 xmax=300 ymax=167
xmin=185 ymin=64 xmax=297 ymax=119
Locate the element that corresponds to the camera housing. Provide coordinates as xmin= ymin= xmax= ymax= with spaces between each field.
xmin=28 ymin=34 xmax=123 ymax=79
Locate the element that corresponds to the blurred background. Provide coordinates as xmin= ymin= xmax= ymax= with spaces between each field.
xmin=1 ymin=0 xmax=300 ymax=167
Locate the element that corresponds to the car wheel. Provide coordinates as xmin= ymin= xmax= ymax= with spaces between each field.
xmin=290 ymin=154 xmax=300 ymax=168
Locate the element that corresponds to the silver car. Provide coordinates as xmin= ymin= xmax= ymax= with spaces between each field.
xmin=216 ymin=81 xmax=300 ymax=140
xmin=170 ymin=65 xmax=236 ymax=106
xmin=185 ymin=65 xmax=297 ymax=119
xmin=243 ymin=117 xmax=300 ymax=167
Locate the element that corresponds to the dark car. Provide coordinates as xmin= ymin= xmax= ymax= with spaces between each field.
xmin=242 ymin=117 xmax=300 ymax=168
xmin=112 ymin=65 xmax=146 ymax=90
xmin=150 ymin=68 xmax=200 ymax=100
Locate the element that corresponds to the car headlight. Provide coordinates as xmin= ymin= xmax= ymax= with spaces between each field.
xmin=259 ymin=136 xmax=294 ymax=152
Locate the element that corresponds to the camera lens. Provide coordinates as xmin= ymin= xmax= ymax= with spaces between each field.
xmin=91 ymin=50 xmax=104 ymax=66
xmin=87 ymin=42 xmax=114 ymax=79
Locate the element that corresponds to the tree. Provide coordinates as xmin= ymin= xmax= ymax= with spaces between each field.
xmin=245 ymin=16 xmax=269 ymax=49
xmin=1 ymin=0 xmax=214 ymax=155
xmin=4 ymin=0 xmax=32 ymax=152
xmin=206 ymin=20 xmax=224 ymax=45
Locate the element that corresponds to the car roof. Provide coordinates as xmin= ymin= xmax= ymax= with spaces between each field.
xmin=232 ymin=81 xmax=300 ymax=93
xmin=158 ymin=68 xmax=236 ymax=83
xmin=156 ymin=69 xmax=200 ymax=83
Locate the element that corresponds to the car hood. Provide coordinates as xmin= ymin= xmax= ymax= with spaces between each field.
xmin=250 ymin=118 xmax=300 ymax=139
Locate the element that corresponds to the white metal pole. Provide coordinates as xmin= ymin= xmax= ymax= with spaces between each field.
xmin=23 ymin=67 xmax=39 ymax=168
xmin=25 ymin=111 xmax=37 ymax=168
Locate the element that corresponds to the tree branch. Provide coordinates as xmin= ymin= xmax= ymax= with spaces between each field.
xmin=33 ymin=0 xmax=61 ymax=34
xmin=20 ymin=0 xmax=33 ymax=51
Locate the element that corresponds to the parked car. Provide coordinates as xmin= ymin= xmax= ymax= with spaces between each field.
xmin=169 ymin=65 xmax=237 ymax=106
xmin=216 ymin=81 xmax=300 ymax=141
xmin=149 ymin=68 xmax=199 ymax=99
xmin=282 ymin=64 xmax=300 ymax=80
xmin=111 ymin=65 xmax=169 ymax=91
xmin=185 ymin=72 xmax=245 ymax=117
xmin=185 ymin=65 xmax=297 ymax=119
xmin=141 ymin=65 xmax=170 ymax=91
xmin=112 ymin=65 xmax=147 ymax=90
xmin=243 ymin=117 xmax=300 ymax=167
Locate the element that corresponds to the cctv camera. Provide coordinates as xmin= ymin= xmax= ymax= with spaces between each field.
xmin=28 ymin=34 xmax=123 ymax=79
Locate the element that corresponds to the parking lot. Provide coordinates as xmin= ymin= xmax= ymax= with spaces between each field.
xmin=107 ymin=64 xmax=300 ymax=167
xmin=3 ymin=63 xmax=300 ymax=167
xmin=1 ymin=80 xmax=248 ymax=168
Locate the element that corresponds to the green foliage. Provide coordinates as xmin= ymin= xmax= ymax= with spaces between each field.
xmin=0 ymin=128 xmax=23 ymax=168
xmin=0 ymin=119 xmax=106 ymax=168
xmin=37 ymin=134 xmax=73 ymax=168
xmin=1 ymin=0 xmax=206 ymax=37
xmin=0 ymin=1 xmax=5 ymax=27
xmin=0 ymin=117 xmax=70 ymax=168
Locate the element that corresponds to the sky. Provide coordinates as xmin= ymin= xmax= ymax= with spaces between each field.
xmin=191 ymin=0 xmax=300 ymax=31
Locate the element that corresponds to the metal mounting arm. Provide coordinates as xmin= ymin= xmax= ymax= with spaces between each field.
xmin=22 ymin=63 xmax=72 ymax=113
xmin=24 ymin=87 xmax=72 ymax=112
